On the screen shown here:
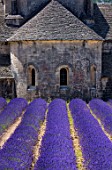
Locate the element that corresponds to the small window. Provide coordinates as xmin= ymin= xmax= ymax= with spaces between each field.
xmin=32 ymin=68 xmax=35 ymax=86
xmin=28 ymin=66 xmax=36 ymax=87
xmin=90 ymin=66 xmax=96 ymax=87
xmin=11 ymin=0 xmax=18 ymax=15
xmin=60 ymin=68 xmax=67 ymax=86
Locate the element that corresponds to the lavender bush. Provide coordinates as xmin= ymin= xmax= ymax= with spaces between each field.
xmin=70 ymin=98 xmax=112 ymax=170
xmin=89 ymin=98 xmax=112 ymax=135
xmin=34 ymin=99 xmax=77 ymax=170
xmin=0 ymin=97 xmax=7 ymax=111
xmin=0 ymin=98 xmax=28 ymax=136
xmin=0 ymin=98 xmax=47 ymax=169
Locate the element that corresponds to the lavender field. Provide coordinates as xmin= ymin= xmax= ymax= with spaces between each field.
xmin=0 ymin=97 xmax=112 ymax=170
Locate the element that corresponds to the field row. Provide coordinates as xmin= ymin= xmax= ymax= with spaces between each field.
xmin=0 ymin=97 xmax=112 ymax=169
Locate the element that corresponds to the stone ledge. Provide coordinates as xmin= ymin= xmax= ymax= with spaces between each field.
xmin=5 ymin=15 xmax=24 ymax=26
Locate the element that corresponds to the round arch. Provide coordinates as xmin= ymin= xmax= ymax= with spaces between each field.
xmin=24 ymin=62 xmax=39 ymax=72
xmin=55 ymin=64 xmax=73 ymax=87
xmin=60 ymin=68 xmax=67 ymax=86
xmin=27 ymin=65 xmax=38 ymax=87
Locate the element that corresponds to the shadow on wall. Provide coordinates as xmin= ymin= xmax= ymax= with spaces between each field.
xmin=102 ymin=78 xmax=112 ymax=101
xmin=93 ymin=4 xmax=109 ymax=39
xmin=23 ymin=0 xmax=51 ymax=22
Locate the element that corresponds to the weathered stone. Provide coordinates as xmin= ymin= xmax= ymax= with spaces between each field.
xmin=0 ymin=0 xmax=111 ymax=100
xmin=10 ymin=40 xmax=102 ymax=100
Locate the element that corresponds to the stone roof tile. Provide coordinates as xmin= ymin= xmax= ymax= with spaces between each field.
xmin=0 ymin=66 xmax=14 ymax=78
xmin=8 ymin=1 xmax=103 ymax=41
xmin=0 ymin=16 xmax=17 ymax=42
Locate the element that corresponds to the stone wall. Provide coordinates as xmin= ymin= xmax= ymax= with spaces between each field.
xmin=102 ymin=40 xmax=112 ymax=77
xmin=4 ymin=0 xmax=94 ymax=22
xmin=56 ymin=0 xmax=94 ymax=18
xmin=0 ymin=42 xmax=10 ymax=65
xmin=0 ymin=79 xmax=15 ymax=98
xmin=102 ymin=40 xmax=112 ymax=100
xmin=0 ymin=42 xmax=15 ymax=98
xmin=4 ymin=0 xmax=11 ymax=15
xmin=4 ymin=0 xmax=50 ymax=17
xmin=0 ymin=42 xmax=9 ymax=55
xmin=24 ymin=0 xmax=50 ymax=18
xmin=10 ymin=40 xmax=102 ymax=100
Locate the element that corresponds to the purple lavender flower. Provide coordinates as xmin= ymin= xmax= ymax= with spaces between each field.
xmin=0 ymin=98 xmax=28 ymax=136
xmin=34 ymin=99 xmax=77 ymax=170
xmin=0 ymin=97 xmax=7 ymax=111
xmin=89 ymin=98 xmax=112 ymax=135
xmin=70 ymin=98 xmax=112 ymax=170
xmin=0 ymin=98 xmax=47 ymax=169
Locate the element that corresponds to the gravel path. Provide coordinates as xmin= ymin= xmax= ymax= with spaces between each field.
xmin=31 ymin=110 xmax=48 ymax=170
xmin=67 ymin=104 xmax=85 ymax=170
xmin=0 ymin=112 xmax=24 ymax=149
xmin=87 ymin=104 xmax=112 ymax=141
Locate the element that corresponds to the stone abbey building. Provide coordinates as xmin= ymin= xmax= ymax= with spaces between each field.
xmin=0 ymin=0 xmax=112 ymax=100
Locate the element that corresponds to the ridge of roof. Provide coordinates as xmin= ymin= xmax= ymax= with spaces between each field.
xmin=8 ymin=1 xmax=103 ymax=41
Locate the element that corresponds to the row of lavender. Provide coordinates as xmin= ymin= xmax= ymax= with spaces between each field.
xmin=69 ymin=99 xmax=112 ymax=170
xmin=0 ymin=98 xmax=27 ymax=136
xmin=34 ymin=99 xmax=77 ymax=170
xmin=89 ymin=98 xmax=112 ymax=135
xmin=0 ymin=97 xmax=112 ymax=169
xmin=0 ymin=98 xmax=47 ymax=169
xmin=0 ymin=97 xmax=7 ymax=111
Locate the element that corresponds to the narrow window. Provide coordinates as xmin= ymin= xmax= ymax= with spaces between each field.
xmin=60 ymin=68 xmax=67 ymax=86
xmin=11 ymin=0 xmax=18 ymax=15
xmin=32 ymin=68 xmax=35 ymax=86
xmin=90 ymin=66 xmax=96 ymax=87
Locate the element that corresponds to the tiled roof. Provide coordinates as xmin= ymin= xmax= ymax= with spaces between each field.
xmin=0 ymin=16 xmax=18 ymax=42
xmin=8 ymin=1 xmax=103 ymax=41
xmin=0 ymin=66 xmax=14 ymax=78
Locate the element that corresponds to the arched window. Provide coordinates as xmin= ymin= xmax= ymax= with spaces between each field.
xmin=28 ymin=66 xmax=36 ymax=87
xmin=60 ymin=68 xmax=67 ymax=86
xmin=32 ymin=68 xmax=35 ymax=86
xmin=90 ymin=65 xmax=96 ymax=87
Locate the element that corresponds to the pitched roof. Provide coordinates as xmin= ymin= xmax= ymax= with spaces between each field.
xmin=0 ymin=3 xmax=17 ymax=42
xmin=93 ymin=3 xmax=112 ymax=40
xmin=8 ymin=1 xmax=103 ymax=41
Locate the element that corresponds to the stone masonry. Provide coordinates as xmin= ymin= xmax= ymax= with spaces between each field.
xmin=10 ymin=40 xmax=102 ymax=100
xmin=0 ymin=0 xmax=112 ymax=100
